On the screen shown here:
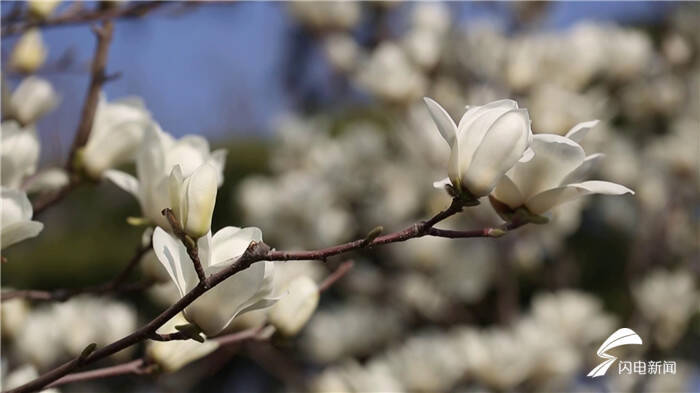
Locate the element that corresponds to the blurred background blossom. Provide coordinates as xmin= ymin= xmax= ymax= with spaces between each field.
xmin=1 ymin=1 xmax=699 ymax=392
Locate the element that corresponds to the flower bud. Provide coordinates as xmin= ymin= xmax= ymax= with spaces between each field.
xmin=268 ymin=275 xmax=320 ymax=336
xmin=11 ymin=29 xmax=47 ymax=73
xmin=28 ymin=0 xmax=61 ymax=19
xmin=169 ymin=164 xmax=218 ymax=239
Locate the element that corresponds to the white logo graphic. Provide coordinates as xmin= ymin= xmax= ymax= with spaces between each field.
xmin=587 ymin=328 xmax=643 ymax=378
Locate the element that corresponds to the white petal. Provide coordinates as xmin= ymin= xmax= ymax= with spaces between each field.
xmin=209 ymin=149 xmax=228 ymax=186
xmin=491 ymin=175 xmax=525 ymax=209
xmin=423 ymin=97 xmax=457 ymax=145
xmin=463 ymin=109 xmax=531 ymax=197
xmin=1 ymin=187 xmax=34 ymax=223
xmin=526 ymin=180 xmax=634 ymax=215
xmin=104 ymin=170 xmax=140 ymax=198
xmin=184 ymin=164 xmax=218 ymax=239
xmin=507 ymin=134 xmax=585 ymax=200
xmin=565 ymin=119 xmax=599 ymax=143
xmin=210 ymin=226 xmax=262 ymax=266
xmin=168 ymin=165 xmax=186 ymax=228
xmin=456 ymin=101 xmax=518 ymax=178
xmin=186 ymin=261 xmax=269 ymax=336
xmin=1 ymin=221 xmax=43 ymax=250
xmin=152 ymin=227 xmax=197 ymax=297
xmin=519 ymin=147 xmax=534 ymax=163
xmin=560 ymin=153 xmax=605 ymax=186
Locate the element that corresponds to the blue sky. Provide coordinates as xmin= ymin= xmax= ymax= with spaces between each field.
xmin=1 ymin=1 xmax=678 ymax=162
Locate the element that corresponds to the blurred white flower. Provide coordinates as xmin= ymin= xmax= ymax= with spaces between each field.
xmin=82 ymin=94 xmax=151 ymax=179
xmin=268 ymin=275 xmax=320 ymax=336
xmin=152 ymin=225 xmax=276 ymax=336
xmin=1 ymin=187 xmax=43 ymax=250
xmin=105 ymin=124 xmax=226 ymax=229
xmin=28 ymin=0 xmax=61 ymax=19
xmin=10 ymin=29 xmax=48 ymax=73
xmin=8 ymin=76 xmax=59 ymax=126
xmin=288 ymin=1 xmax=360 ymax=30
xmin=490 ymin=125 xmax=634 ymax=218
xmin=424 ymin=97 xmax=533 ymax=198
xmin=2 ymin=364 xmax=60 ymax=393
xmin=22 ymin=168 xmax=70 ymax=195
xmin=323 ymin=33 xmax=361 ymax=74
xmin=168 ymin=164 xmax=218 ymax=239
xmin=411 ymin=2 xmax=450 ymax=36
xmin=456 ymin=327 xmax=533 ymax=390
xmin=0 ymin=298 xmax=29 ymax=340
xmin=356 ymin=43 xmax=427 ymax=103
xmin=146 ymin=313 xmax=219 ymax=372
xmin=633 ymin=269 xmax=698 ymax=350
xmin=1 ymin=121 xmax=39 ymax=189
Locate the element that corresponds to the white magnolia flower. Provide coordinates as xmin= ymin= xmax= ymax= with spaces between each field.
xmin=10 ymin=28 xmax=48 ymax=73
xmin=168 ymin=164 xmax=218 ymax=239
xmin=268 ymin=275 xmax=320 ymax=336
xmin=9 ymin=76 xmax=59 ymax=126
xmin=105 ymin=124 xmax=226 ymax=229
xmin=1 ymin=121 xmax=40 ymax=189
xmin=424 ymin=97 xmax=533 ymax=198
xmin=1 ymin=188 xmax=43 ymax=250
xmin=82 ymin=94 xmax=151 ymax=178
xmin=490 ymin=121 xmax=634 ymax=218
xmin=146 ymin=313 xmax=219 ymax=372
xmin=152 ymin=226 xmax=276 ymax=336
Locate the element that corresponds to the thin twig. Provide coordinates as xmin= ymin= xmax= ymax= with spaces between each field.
xmin=2 ymin=1 xmax=164 ymax=36
xmin=5 ymin=198 xmax=525 ymax=393
xmin=318 ymin=260 xmax=354 ymax=292
xmin=1 ymin=241 xmax=152 ymax=302
xmin=31 ymin=21 xmax=115 ymax=217
xmin=45 ymin=359 xmax=151 ymax=389
xmin=66 ymin=21 xmax=114 ymax=173
xmin=162 ymin=208 xmax=208 ymax=286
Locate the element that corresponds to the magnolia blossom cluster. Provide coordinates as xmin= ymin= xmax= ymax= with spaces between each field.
xmin=311 ymin=290 xmax=618 ymax=392
xmin=1 ymin=296 xmax=136 ymax=370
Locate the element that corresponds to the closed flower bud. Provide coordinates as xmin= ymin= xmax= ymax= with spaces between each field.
xmin=424 ymin=97 xmax=533 ymax=199
xmin=169 ymin=164 xmax=218 ymax=239
xmin=11 ymin=29 xmax=48 ymax=73
xmin=9 ymin=76 xmax=59 ymax=126
xmin=268 ymin=275 xmax=320 ymax=336
xmin=28 ymin=0 xmax=61 ymax=19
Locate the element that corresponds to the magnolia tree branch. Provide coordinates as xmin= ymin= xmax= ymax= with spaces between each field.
xmin=1 ymin=241 xmax=152 ymax=302
xmin=32 ymin=21 xmax=115 ymax=217
xmin=2 ymin=1 xmax=164 ymax=36
xmin=6 ymin=198 xmax=524 ymax=393
xmin=41 ymin=261 xmax=355 ymax=389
